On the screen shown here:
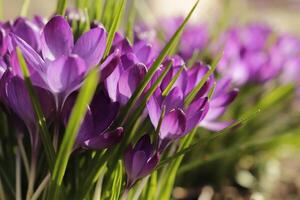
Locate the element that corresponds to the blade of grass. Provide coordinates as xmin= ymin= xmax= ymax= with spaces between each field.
xmin=125 ymin=0 xmax=137 ymax=43
xmin=156 ymin=129 xmax=196 ymax=200
xmin=179 ymin=129 xmax=300 ymax=174
xmin=103 ymin=0 xmax=127 ymax=58
xmin=109 ymin=160 xmax=123 ymax=200
xmin=56 ymin=0 xmax=67 ymax=15
xmin=20 ymin=0 xmax=30 ymax=17
xmin=48 ymin=68 xmax=99 ymax=198
xmin=101 ymin=0 xmax=115 ymax=28
xmin=92 ymin=0 xmax=103 ymax=21
xmin=17 ymin=48 xmax=55 ymax=171
xmin=117 ymin=0 xmax=200 ymax=126
xmin=0 ymin=0 xmax=3 ymax=20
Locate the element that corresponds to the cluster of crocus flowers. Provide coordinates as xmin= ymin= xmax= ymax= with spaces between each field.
xmin=212 ymin=24 xmax=300 ymax=89
xmin=0 ymin=11 xmax=239 ymax=196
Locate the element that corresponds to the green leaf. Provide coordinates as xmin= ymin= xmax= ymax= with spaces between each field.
xmin=184 ymin=52 xmax=222 ymax=107
xmin=17 ymin=48 xmax=55 ymax=171
xmin=76 ymin=0 xmax=89 ymax=9
xmin=156 ymin=129 xmax=196 ymax=199
xmin=56 ymin=0 xmax=67 ymax=15
xmin=110 ymin=160 xmax=123 ymax=200
xmin=117 ymin=0 xmax=200 ymax=126
xmin=179 ymin=129 xmax=300 ymax=174
xmin=92 ymin=0 xmax=103 ymax=21
xmin=103 ymin=0 xmax=127 ymax=58
xmin=257 ymin=84 xmax=294 ymax=111
xmin=125 ymin=0 xmax=137 ymax=43
xmin=20 ymin=0 xmax=30 ymax=17
xmin=141 ymin=172 xmax=157 ymax=200
xmin=101 ymin=0 xmax=115 ymax=28
xmin=49 ymin=68 xmax=99 ymax=198
xmin=0 ymin=0 xmax=3 ymax=20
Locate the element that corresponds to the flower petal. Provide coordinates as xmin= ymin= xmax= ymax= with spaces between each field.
xmin=117 ymin=63 xmax=147 ymax=104
xmin=73 ymin=27 xmax=107 ymax=68
xmin=100 ymin=49 xmax=120 ymax=81
xmin=42 ymin=16 xmax=73 ymax=60
xmin=46 ymin=55 xmax=86 ymax=94
xmin=160 ymin=108 xmax=186 ymax=140
xmin=83 ymin=127 xmax=123 ymax=150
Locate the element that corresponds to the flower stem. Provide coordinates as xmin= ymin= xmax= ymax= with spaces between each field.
xmin=15 ymin=149 xmax=21 ymax=200
xmin=31 ymin=174 xmax=50 ymax=200
xmin=120 ymin=188 xmax=129 ymax=200
xmin=25 ymin=153 xmax=37 ymax=200
xmin=17 ymin=135 xmax=30 ymax=178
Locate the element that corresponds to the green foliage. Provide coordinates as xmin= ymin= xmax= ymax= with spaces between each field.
xmin=48 ymin=68 xmax=99 ymax=199
xmin=17 ymin=48 xmax=56 ymax=171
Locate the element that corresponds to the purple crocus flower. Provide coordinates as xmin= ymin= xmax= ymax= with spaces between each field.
xmin=200 ymin=78 xmax=238 ymax=131
xmin=147 ymin=61 xmax=211 ymax=151
xmin=62 ymin=90 xmax=123 ymax=150
xmin=3 ymin=74 xmax=55 ymax=149
xmin=163 ymin=17 xmax=209 ymax=61
xmin=215 ymin=24 xmax=280 ymax=86
xmin=12 ymin=15 xmax=114 ymax=109
xmin=105 ymin=32 xmax=160 ymax=105
xmin=271 ymin=35 xmax=300 ymax=84
xmin=124 ymin=135 xmax=159 ymax=188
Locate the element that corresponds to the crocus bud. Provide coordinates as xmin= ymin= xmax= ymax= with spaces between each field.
xmin=124 ymin=135 xmax=159 ymax=188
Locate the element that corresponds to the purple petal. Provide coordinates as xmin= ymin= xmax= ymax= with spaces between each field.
xmin=13 ymin=18 xmax=40 ymax=51
xmin=46 ymin=55 xmax=86 ymax=94
xmin=185 ymin=98 xmax=209 ymax=133
xmin=0 ymin=28 xmax=8 ymax=56
xmin=163 ymin=87 xmax=184 ymax=112
xmin=139 ymin=153 xmax=159 ymax=178
xmin=160 ymin=108 xmax=186 ymax=140
xmin=211 ymin=89 xmax=239 ymax=107
xmin=12 ymin=34 xmax=45 ymax=73
xmin=131 ymin=151 xmax=147 ymax=180
xmin=73 ymin=27 xmax=107 ymax=68
xmin=83 ymin=127 xmax=123 ymax=150
xmin=117 ymin=63 xmax=147 ymax=104
xmin=6 ymin=76 xmax=34 ymax=123
xmin=133 ymin=41 xmax=152 ymax=63
xmin=105 ymin=65 xmax=121 ymax=102
xmin=200 ymin=120 xmax=233 ymax=132
xmin=100 ymin=49 xmax=120 ymax=81
xmin=76 ymin=108 xmax=94 ymax=146
xmin=42 ymin=16 xmax=73 ymax=60
xmin=90 ymin=91 xmax=120 ymax=133
xmin=147 ymin=95 xmax=162 ymax=127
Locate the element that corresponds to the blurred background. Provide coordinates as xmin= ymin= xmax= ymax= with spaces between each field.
xmin=3 ymin=0 xmax=300 ymax=199
xmin=3 ymin=0 xmax=300 ymax=34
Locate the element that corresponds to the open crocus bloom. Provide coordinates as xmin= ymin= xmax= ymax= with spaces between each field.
xmin=147 ymin=61 xmax=211 ymax=151
xmin=12 ymin=15 xmax=117 ymax=109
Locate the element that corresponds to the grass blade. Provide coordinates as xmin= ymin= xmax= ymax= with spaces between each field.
xmin=20 ymin=0 xmax=30 ymax=17
xmin=125 ymin=0 xmax=137 ymax=43
xmin=17 ymin=48 xmax=55 ymax=171
xmin=103 ymin=0 xmax=127 ymax=58
xmin=56 ymin=0 xmax=67 ymax=15
xmin=48 ymin=68 xmax=99 ymax=198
